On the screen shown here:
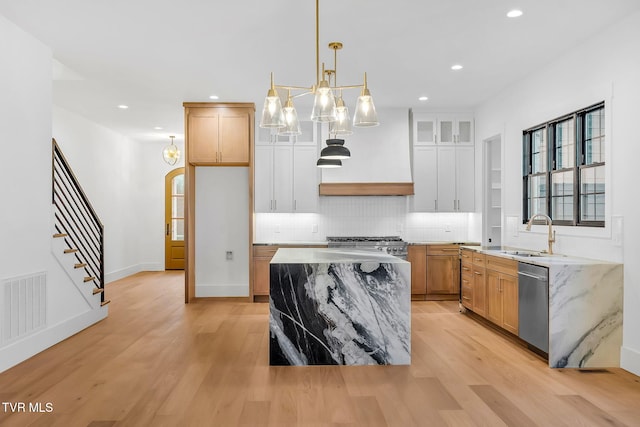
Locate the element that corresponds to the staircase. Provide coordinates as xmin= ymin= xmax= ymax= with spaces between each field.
xmin=52 ymin=139 xmax=108 ymax=307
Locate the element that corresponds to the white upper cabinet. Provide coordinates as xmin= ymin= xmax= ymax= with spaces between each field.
xmin=254 ymin=144 xmax=274 ymax=212
xmin=292 ymin=145 xmax=319 ymax=212
xmin=254 ymin=121 xmax=319 ymax=213
xmin=410 ymin=111 xmax=475 ymax=212
xmin=272 ymin=144 xmax=294 ymax=212
xmin=412 ymin=112 xmax=474 ymax=145
xmin=411 ymin=146 xmax=438 ymax=212
xmin=455 ymin=146 xmax=475 ymax=211
xmin=412 ymin=113 xmax=437 ymax=146
xmin=435 ymin=146 xmax=475 ymax=212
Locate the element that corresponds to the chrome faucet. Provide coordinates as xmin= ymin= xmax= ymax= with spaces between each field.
xmin=526 ymin=214 xmax=556 ymax=254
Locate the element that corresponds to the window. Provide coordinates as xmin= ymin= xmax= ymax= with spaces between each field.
xmin=522 ymin=102 xmax=605 ymax=227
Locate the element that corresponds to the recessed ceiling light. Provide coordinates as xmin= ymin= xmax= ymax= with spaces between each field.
xmin=118 ymin=105 xmax=129 ymax=109
xmin=451 ymin=64 xmax=463 ymax=71
xmin=418 ymin=96 xmax=429 ymax=101
xmin=507 ymin=9 xmax=523 ymax=18
xmin=209 ymin=95 xmax=219 ymax=100
xmin=154 ymin=126 xmax=163 ymax=130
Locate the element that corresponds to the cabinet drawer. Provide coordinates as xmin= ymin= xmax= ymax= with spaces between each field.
xmin=427 ymin=244 xmax=460 ymax=255
xmin=461 ymin=261 xmax=473 ymax=277
xmin=472 ymin=253 xmax=486 ymax=267
xmin=461 ymin=285 xmax=473 ymax=309
xmin=253 ymin=246 xmax=279 ymax=258
xmin=485 ymin=255 xmax=518 ymax=276
xmin=460 ymin=248 xmax=473 ymax=263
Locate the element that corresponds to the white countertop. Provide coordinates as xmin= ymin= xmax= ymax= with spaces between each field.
xmin=271 ymin=248 xmax=409 ymax=264
xmin=460 ymin=245 xmax=620 ymax=267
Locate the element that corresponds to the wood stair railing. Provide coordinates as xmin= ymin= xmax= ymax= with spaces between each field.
xmin=52 ymin=139 xmax=106 ymax=305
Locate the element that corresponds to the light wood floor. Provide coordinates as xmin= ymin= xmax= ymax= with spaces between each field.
xmin=1 ymin=271 xmax=639 ymax=427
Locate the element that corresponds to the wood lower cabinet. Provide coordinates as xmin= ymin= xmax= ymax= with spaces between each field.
xmin=184 ymin=103 xmax=252 ymax=166
xmin=426 ymin=245 xmax=460 ymax=296
xmin=486 ymin=256 xmax=518 ymax=335
xmin=408 ymin=245 xmax=427 ymax=296
xmin=253 ymin=246 xmax=278 ymax=297
xmin=252 ymin=244 xmax=326 ymax=300
xmin=472 ymin=266 xmax=487 ymax=317
xmin=471 ymin=252 xmax=487 ymax=317
xmin=460 ymin=261 xmax=473 ymax=309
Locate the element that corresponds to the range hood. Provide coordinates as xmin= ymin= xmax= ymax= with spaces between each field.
xmin=319 ymin=108 xmax=414 ymax=196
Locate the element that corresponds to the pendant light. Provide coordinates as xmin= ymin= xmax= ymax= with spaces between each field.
xmin=278 ymin=90 xmax=301 ymax=136
xmin=353 ymin=73 xmax=379 ymax=127
xmin=260 ymin=0 xmax=379 ymax=136
xmin=311 ymin=65 xmax=337 ymax=122
xmin=329 ymin=90 xmax=353 ymax=135
xmin=162 ymin=135 xmax=180 ymax=165
xmin=260 ymin=72 xmax=285 ymax=128
xmin=320 ymin=138 xmax=350 ymax=160
xmin=316 ymin=158 xmax=342 ymax=168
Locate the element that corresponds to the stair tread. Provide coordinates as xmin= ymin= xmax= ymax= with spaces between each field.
xmin=53 ymin=233 xmax=68 ymax=238
xmin=64 ymin=248 xmax=78 ymax=254
xmin=84 ymin=276 xmax=96 ymax=282
xmin=74 ymin=263 xmax=87 ymax=269
xmin=92 ymin=288 xmax=104 ymax=295
xmin=101 ymin=300 xmax=111 ymax=307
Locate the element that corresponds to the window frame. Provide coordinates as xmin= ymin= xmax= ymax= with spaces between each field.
xmin=522 ymin=101 xmax=605 ymax=227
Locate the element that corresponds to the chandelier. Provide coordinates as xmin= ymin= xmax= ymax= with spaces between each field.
xmin=162 ymin=135 xmax=180 ymax=165
xmin=259 ymin=0 xmax=379 ymax=168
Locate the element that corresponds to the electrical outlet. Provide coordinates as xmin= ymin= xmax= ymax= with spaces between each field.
xmin=226 ymin=251 xmax=233 ymax=260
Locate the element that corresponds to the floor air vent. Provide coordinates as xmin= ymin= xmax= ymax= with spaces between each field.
xmin=2 ymin=272 xmax=47 ymax=345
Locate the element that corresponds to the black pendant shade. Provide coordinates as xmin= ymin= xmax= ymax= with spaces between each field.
xmin=320 ymin=138 xmax=351 ymax=160
xmin=316 ymin=158 xmax=342 ymax=168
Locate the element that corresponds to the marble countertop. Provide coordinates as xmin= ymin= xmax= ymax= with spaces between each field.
xmin=460 ymin=245 xmax=620 ymax=267
xmin=271 ymin=248 xmax=408 ymax=264
xmin=254 ymin=242 xmax=327 ymax=246
xmin=409 ymin=241 xmax=481 ymax=246
xmin=254 ymin=241 xmax=481 ymax=246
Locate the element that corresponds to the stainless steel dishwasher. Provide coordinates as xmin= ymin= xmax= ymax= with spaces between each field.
xmin=518 ymin=262 xmax=549 ymax=353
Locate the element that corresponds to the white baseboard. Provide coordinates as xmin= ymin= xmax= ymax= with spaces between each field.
xmin=105 ymin=264 xmax=142 ymax=284
xmin=621 ymin=346 xmax=640 ymax=377
xmin=0 ymin=306 xmax=107 ymax=373
xmin=196 ymin=283 xmax=249 ymax=297
xmin=105 ymin=263 xmax=165 ymax=284
xmin=138 ymin=262 xmax=163 ymax=271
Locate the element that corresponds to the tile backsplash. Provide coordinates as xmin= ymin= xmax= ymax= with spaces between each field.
xmin=254 ymin=196 xmax=476 ymax=243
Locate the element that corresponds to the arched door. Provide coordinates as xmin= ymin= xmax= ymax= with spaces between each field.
xmin=165 ymin=167 xmax=185 ymax=270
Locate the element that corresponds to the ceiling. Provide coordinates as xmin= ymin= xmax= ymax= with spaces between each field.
xmin=1 ymin=0 xmax=639 ymax=145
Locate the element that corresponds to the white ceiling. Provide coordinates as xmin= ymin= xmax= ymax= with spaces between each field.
xmin=1 ymin=0 xmax=639 ymax=145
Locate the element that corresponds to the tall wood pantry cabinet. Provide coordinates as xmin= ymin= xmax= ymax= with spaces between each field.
xmin=183 ymin=102 xmax=255 ymax=303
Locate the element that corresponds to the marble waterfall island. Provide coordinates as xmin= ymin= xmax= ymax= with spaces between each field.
xmin=269 ymin=248 xmax=411 ymax=366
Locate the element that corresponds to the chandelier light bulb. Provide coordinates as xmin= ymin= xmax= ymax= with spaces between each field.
xmin=278 ymin=92 xmax=302 ymax=136
xmin=268 ymin=97 xmax=278 ymax=115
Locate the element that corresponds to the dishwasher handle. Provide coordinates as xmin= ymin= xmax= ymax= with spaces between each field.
xmin=518 ymin=271 xmax=548 ymax=281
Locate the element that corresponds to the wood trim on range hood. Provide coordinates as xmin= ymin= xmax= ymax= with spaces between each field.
xmin=319 ymin=182 xmax=414 ymax=196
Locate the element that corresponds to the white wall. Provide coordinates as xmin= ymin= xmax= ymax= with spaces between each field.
xmin=195 ymin=167 xmax=250 ymax=296
xmin=0 ymin=14 xmax=106 ymax=373
xmin=474 ymin=10 xmax=640 ymax=375
xmin=321 ymin=108 xmax=413 ymax=183
xmin=53 ymin=109 xmax=187 ymax=277
xmin=53 ymin=107 xmax=142 ymax=281
xmin=135 ymin=138 xmax=186 ymax=271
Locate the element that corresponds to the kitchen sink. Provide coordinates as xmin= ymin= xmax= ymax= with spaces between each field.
xmin=502 ymin=250 xmax=544 ymax=257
